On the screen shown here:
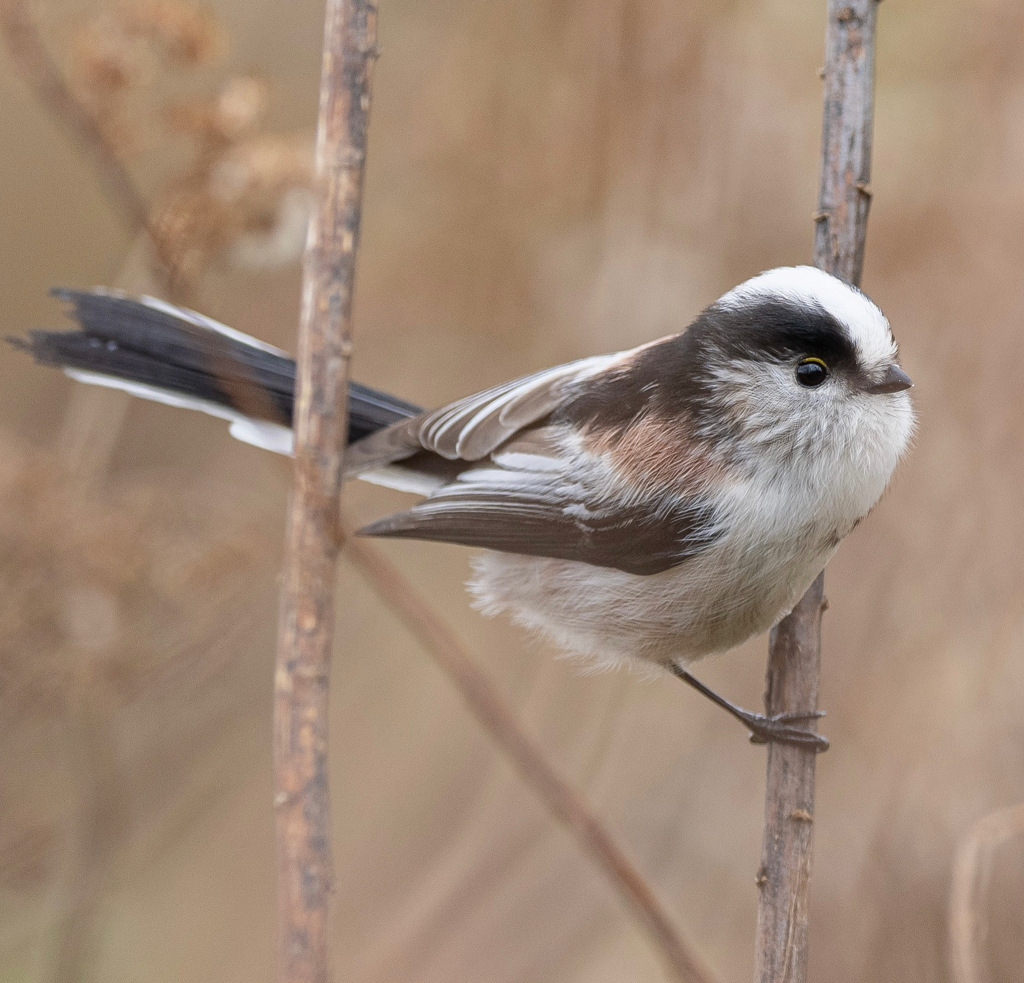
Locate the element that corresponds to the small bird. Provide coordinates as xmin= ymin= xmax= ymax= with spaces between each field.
xmin=12 ymin=266 xmax=914 ymax=749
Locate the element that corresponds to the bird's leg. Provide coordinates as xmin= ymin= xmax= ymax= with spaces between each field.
xmin=669 ymin=665 xmax=829 ymax=752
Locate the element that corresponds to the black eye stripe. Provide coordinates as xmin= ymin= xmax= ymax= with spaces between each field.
xmin=554 ymin=297 xmax=858 ymax=431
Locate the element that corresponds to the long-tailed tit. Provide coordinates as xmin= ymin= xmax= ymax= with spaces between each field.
xmin=12 ymin=266 xmax=914 ymax=748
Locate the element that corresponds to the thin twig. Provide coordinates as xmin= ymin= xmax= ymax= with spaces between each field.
xmin=0 ymin=0 xmax=185 ymax=301
xmin=754 ymin=2 xmax=879 ymax=981
xmin=273 ymin=1 xmax=376 ymax=982
xmin=0 ymin=0 xmax=148 ymax=234
xmin=948 ymin=802 xmax=1024 ymax=983
xmin=1 ymin=0 xmax=186 ymax=477
xmin=44 ymin=695 xmax=122 ymax=983
xmin=2 ymin=5 xmax=713 ymax=978
xmin=2 ymin=11 xmax=182 ymax=980
xmin=341 ymin=523 xmax=719 ymax=983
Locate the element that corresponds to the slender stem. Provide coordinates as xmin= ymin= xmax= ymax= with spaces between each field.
xmin=45 ymin=695 xmax=122 ymax=983
xmin=754 ymin=2 xmax=879 ymax=981
xmin=273 ymin=2 xmax=377 ymax=982
xmin=0 ymin=0 xmax=191 ymax=301
xmin=0 ymin=0 xmax=148 ymax=230
xmin=2 ymin=5 xmax=712 ymax=978
xmin=753 ymin=575 xmax=826 ymax=983
xmin=342 ymin=525 xmax=719 ymax=983
xmin=812 ymin=0 xmax=877 ymax=285
xmin=948 ymin=802 xmax=1024 ymax=983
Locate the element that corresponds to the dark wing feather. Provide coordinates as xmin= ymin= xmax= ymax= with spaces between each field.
xmin=358 ymin=431 xmax=723 ymax=575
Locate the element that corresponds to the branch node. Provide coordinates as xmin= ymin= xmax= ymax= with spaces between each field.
xmin=292 ymin=665 xmax=329 ymax=684
xmin=336 ymin=146 xmax=366 ymax=170
xmin=274 ymin=790 xmax=298 ymax=809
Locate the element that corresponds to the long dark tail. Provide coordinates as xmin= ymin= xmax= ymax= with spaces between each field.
xmin=10 ymin=288 xmax=422 ymax=448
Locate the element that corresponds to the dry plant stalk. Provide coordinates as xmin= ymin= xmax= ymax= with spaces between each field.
xmin=0 ymin=438 xmax=270 ymax=983
xmin=2 ymin=4 xmax=716 ymax=975
xmin=754 ymin=1 xmax=879 ymax=981
xmin=273 ymin=1 xmax=377 ymax=982
xmin=0 ymin=0 xmax=184 ymax=302
xmin=948 ymin=802 xmax=1024 ymax=983
xmin=342 ymin=523 xmax=718 ymax=983
xmin=0 ymin=0 xmax=312 ymax=304
xmin=0 ymin=0 xmax=149 ymax=233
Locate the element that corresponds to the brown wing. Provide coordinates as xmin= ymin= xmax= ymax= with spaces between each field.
xmin=357 ymin=428 xmax=724 ymax=575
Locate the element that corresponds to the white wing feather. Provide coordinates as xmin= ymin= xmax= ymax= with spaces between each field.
xmin=346 ymin=351 xmax=625 ymax=474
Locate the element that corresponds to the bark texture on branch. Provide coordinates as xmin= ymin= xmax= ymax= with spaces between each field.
xmin=754 ymin=575 xmax=826 ymax=983
xmin=754 ymin=2 xmax=879 ymax=981
xmin=273 ymin=2 xmax=377 ymax=983
xmin=812 ymin=0 xmax=877 ymax=284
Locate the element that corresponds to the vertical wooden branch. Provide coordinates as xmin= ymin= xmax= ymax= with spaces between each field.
xmin=812 ymin=1 xmax=877 ymax=284
xmin=274 ymin=2 xmax=376 ymax=983
xmin=754 ymin=2 xmax=878 ymax=982
xmin=754 ymin=576 xmax=826 ymax=983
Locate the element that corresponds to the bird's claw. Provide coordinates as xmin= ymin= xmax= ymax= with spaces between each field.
xmin=669 ymin=667 xmax=830 ymax=752
xmin=743 ymin=710 xmax=829 ymax=752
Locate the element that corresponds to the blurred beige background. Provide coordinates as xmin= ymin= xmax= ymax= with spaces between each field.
xmin=2 ymin=1 xmax=1024 ymax=981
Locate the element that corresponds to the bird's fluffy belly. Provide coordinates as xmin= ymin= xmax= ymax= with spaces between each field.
xmin=467 ymin=536 xmax=835 ymax=671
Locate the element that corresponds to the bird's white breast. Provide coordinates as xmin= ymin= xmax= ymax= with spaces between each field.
xmin=468 ymin=389 xmax=912 ymax=671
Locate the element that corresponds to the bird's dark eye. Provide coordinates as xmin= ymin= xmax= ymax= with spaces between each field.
xmin=796 ymin=357 xmax=829 ymax=388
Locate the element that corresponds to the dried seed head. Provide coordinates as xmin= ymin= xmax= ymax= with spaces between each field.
xmin=120 ymin=0 xmax=225 ymax=65
xmin=165 ymin=75 xmax=269 ymax=144
xmin=0 ymin=438 xmax=270 ymax=720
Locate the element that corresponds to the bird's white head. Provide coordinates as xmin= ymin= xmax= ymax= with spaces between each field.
xmin=671 ymin=266 xmax=916 ymax=522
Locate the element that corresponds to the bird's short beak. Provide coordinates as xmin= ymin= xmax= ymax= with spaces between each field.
xmin=866 ymin=363 xmax=913 ymax=395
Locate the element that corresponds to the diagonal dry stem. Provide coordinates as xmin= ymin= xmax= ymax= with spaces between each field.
xmin=342 ymin=520 xmax=718 ymax=983
xmin=5 ymin=3 xmax=719 ymax=978
xmin=0 ymin=0 xmax=186 ymax=301
xmin=0 ymin=0 xmax=148 ymax=230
